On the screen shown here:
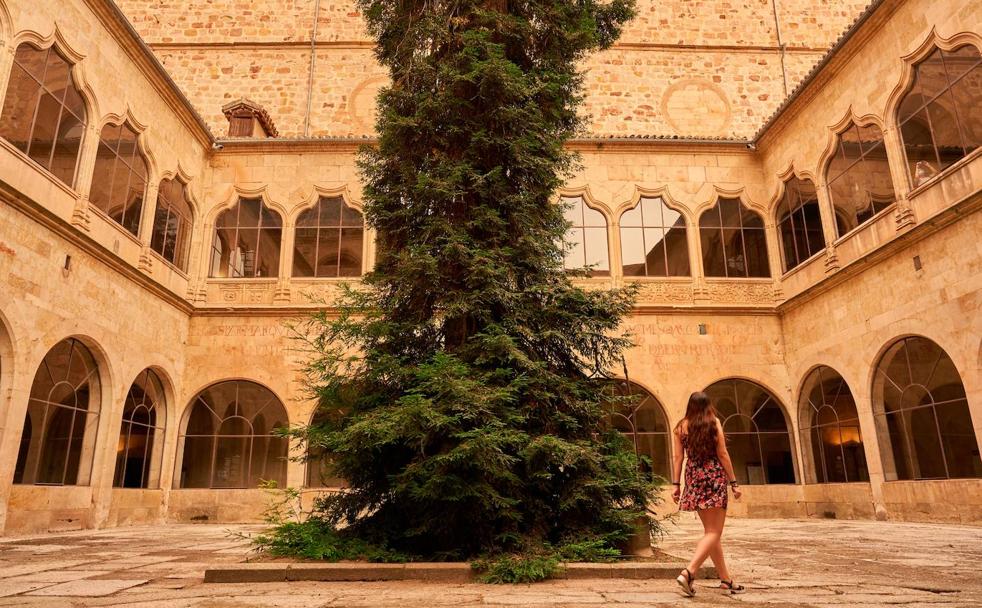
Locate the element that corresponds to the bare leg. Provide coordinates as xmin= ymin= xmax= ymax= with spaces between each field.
xmin=707 ymin=510 xmax=731 ymax=582
xmin=685 ymin=508 xmax=727 ymax=576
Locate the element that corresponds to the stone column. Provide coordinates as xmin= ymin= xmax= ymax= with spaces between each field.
xmin=0 ymin=355 xmax=38 ymax=534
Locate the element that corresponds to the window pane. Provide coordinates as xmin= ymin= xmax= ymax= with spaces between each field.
xmin=698 ymin=205 xmax=720 ymax=228
xmin=637 ymin=433 xmax=670 ymax=479
xmin=727 ymin=433 xmax=762 ymax=484
xmin=582 ymin=204 xmax=606 ymax=227
xmin=122 ymin=174 xmax=146 ymax=236
xmin=643 ymin=227 xmax=667 ymax=277
xmin=563 ymin=227 xmax=585 ymax=270
xmin=936 ymin=401 xmax=982 ymax=478
xmin=341 ymin=203 xmax=362 ymax=227
xmin=178 ymin=436 xmax=214 ymax=488
xmin=256 ymin=228 xmax=281 ymax=277
xmin=779 ymin=216 xmax=799 ymax=271
xmin=261 ymin=204 xmax=282 ymax=228
xmin=292 ymin=227 xmax=318 ymax=277
xmin=620 ymin=204 xmax=642 ymax=228
xmin=898 ymin=49 xmax=946 ymax=123
xmin=717 ymin=198 xmax=743 ymax=227
xmin=760 ymin=433 xmax=795 ymax=484
xmin=316 ymin=227 xmax=341 ymax=277
xmin=51 ymin=110 xmax=83 ymax=185
xmin=296 ymin=206 xmax=318 ymax=228
xmin=339 ymin=227 xmax=364 ymax=276
xmin=583 ymin=226 xmax=609 ymax=275
xmin=664 ymin=228 xmax=690 ymax=276
xmin=14 ymin=44 xmax=48 ymax=80
xmin=108 ymin=163 xmax=131 ymax=224
xmin=721 ymin=228 xmax=746 ymax=277
xmin=28 ymin=92 xmax=61 ymax=170
xmin=942 ymin=45 xmax=982 ymax=82
xmin=743 ymin=228 xmax=770 ymax=277
xmin=237 ymin=198 xmax=261 ymax=228
xmin=908 ymin=407 xmax=947 ymax=479
xmin=949 ymin=68 xmax=981 ymax=155
xmin=620 ymin=226 xmax=646 ymax=276
xmin=0 ymin=64 xmax=40 ymax=153
xmin=700 ymin=227 xmax=726 ymax=277
xmin=926 ymin=92 xmax=967 ymax=170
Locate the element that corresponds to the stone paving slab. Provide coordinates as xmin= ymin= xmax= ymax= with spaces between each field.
xmin=0 ymin=518 xmax=977 ymax=606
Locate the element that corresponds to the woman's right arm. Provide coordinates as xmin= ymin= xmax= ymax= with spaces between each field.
xmin=671 ymin=427 xmax=684 ymax=502
xmin=714 ymin=418 xmax=742 ymax=499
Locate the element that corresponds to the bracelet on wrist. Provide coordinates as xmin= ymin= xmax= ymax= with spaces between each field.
xmin=671 ymin=482 xmax=680 ymax=486
xmin=729 ymin=480 xmax=739 ymax=486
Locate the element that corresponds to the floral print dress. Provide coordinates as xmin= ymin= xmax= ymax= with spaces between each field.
xmin=679 ymin=434 xmax=728 ymax=511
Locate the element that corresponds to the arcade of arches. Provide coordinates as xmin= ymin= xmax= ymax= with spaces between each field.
xmin=0 ymin=0 xmax=980 ymax=535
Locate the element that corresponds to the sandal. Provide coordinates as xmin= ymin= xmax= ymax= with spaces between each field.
xmin=720 ymin=579 xmax=745 ymax=594
xmin=676 ymin=568 xmax=696 ymax=597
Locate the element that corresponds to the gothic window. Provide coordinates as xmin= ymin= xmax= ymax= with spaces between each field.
xmin=704 ymin=379 xmax=796 ymax=485
xmin=698 ymin=198 xmax=770 ymax=278
xmin=776 ymin=176 xmax=826 ymax=273
xmin=209 ymin=198 xmax=283 ymax=278
xmin=873 ymin=337 xmax=981 ymax=480
xmin=151 ymin=178 xmax=193 ymax=271
xmin=562 ymin=196 xmax=610 ymax=277
xmin=293 ymin=196 xmax=364 ymax=278
xmin=89 ymin=121 xmax=149 ymax=236
xmin=177 ymin=380 xmax=288 ymax=488
xmin=897 ymin=44 xmax=981 ymax=187
xmin=826 ymin=121 xmax=896 ymax=235
xmin=620 ymin=197 xmax=690 ymax=277
xmin=113 ymin=369 xmax=166 ymax=489
xmin=0 ymin=43 xmax=87 ymax=186
xmin=605 ymin=381 xmax=671 ymax=480
xmin=305 ymin=408 xmax=347 ymax=488
xmin=799 ymin=366 xmax=868 ymax=484
xmin=14 ymin=338 xmax=101 ymax=486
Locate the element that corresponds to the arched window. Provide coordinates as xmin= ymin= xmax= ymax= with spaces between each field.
xmin=605 ymin=381 xmax=671 ymax=479
xmin=209 ymin=198 xmax=283 ymax=278
xmin=799 ymin=366 xmax=868 ymax=484
xmin=873 ymin=337 xmax=981 ymax=480
xmin=562 ymin=196 xmax=610 ymax=277
xmin=0 ymin=43 xmax=87 ymax=186
xmin=777 ymin=176 xmax=826 ymax=273
xmin=826 ymin=121 xmax=896 ymax=235
xmin=89 ymin=121 xmax=149 ymax=236
xmin=305 ymin=408 xmax=347 ymax=488
xmin=698 ymin=198 xmax=770 ymax=278
xmin=14 ymin=338 xmax=101 ymax=486
xmin=704 ymin=379 xmax=796 ymax=484
xmin=113 ymin=369 xmax=166 ymax=489
xmin=151 ymin=178 xmax=193 ymax=271
xmin=620 ymin=197 xmax=690 ymax=277
xmin=898 ymin=44 xmax=981 ymax=187
xmin=293 ymin=196 xmax=364 ymax=278
xmin=177 ymin=380 xmax=288 ymax=488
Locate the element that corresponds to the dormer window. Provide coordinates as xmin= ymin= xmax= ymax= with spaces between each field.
xmin=221 ymin=98 xmax=278 ymax=138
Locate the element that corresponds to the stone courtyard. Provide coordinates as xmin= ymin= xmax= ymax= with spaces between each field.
xmin=0 ymin=517 xmax=979 ymax=607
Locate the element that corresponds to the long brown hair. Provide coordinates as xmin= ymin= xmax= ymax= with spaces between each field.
xmin=676 ymin=391 xmax=719 ymax=462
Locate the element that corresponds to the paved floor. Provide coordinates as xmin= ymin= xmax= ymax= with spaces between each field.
xmin=0 ymin=516 xmax=979 ymax=607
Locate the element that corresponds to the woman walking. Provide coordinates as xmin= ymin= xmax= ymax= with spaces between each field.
xmin=672 ymin=391 xmax=745 ymax=597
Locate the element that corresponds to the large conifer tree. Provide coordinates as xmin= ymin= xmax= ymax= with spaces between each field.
xmin=295 ymin=0 xmax=651 ymax=559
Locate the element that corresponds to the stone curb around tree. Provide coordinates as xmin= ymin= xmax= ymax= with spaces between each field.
xmin=203 ymin=562 xmax=717 ymax=583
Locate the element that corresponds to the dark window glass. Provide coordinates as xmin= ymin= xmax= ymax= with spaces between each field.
xmin=704 ymin=379 xmax=795 ymax=485
xmin=177 ymin=380 xmax=288 ymax=488
xmin=603 ymin=381 xmax=670 ymax=480
xmin=151 ymin=178 xmax=194 ymax=271
xmin=898 ymin=44 xmax=982 ymax=188
xmin=873 ymin=337 xmax=981 ymax=480
xmin=777 ymin=177 xmax=826 ymax=272
xmin=90 ymin=122 xmax=148 ymax=236
xmin=0 ymin=43 xmax=87 ymax=187
xmin=619 ymin=197 xmax=690 ymax=277
xmin=209 ymin=198 xmax=283 ymax=278
xmin=561 ymin=196 xmax=610 ymax=277
xmin=292 ymin=196 xmax=364 ymax=278
xmin=14 ymin=338 xmax=100 ymax=486
xmin=113 ymin=369 xmax=166 ymax=489
xmin=826 ymin=121 xmax=896 ymax=236
xmin=799 ymin=366 xmax=869 ymax=484
xmin=698 ymin=198 xmax=770 ymax=278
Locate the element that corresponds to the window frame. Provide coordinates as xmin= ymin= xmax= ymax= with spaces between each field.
xmin=896 ymin=43 xmax=982 ymax=189
xmin=0 ymin=42 xmax=88 ymax=188
xmin=291 ymin=195 xmax=365 ymax=279
xmin=799 ymin=366 xmax=868 ymax=484
xmin=113 ymin=368 xmax=167 ymax=489
xmin=89 ymin=120 xmax=150 ymax=237
xmin=775 ymin=176 xmax=827 ymax=274
xmin=209 ymin=197 xmax=284 ymax=279
xmin=824 ymin=120 xmax=896 ymax=237
xmin=618 ymin=196 xmax=691 ymax=278
xmin=561 ymin=195 xmax=611 ymax=278
xmin=697 ymin=197 xmax=771 ymax=279
xmin=150 ymin=176 xmax=194 ymax=272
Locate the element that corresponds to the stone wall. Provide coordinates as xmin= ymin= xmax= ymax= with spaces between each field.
xmin=111 ymin=0 xmax=873 ymax=138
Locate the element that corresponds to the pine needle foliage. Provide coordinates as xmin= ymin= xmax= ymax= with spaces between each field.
xmin=284 ymin=0 xmax=657 ymax=560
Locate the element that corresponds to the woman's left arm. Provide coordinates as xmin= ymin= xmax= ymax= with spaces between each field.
xmin=671 ymin=428 xmax=684 ymax=503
